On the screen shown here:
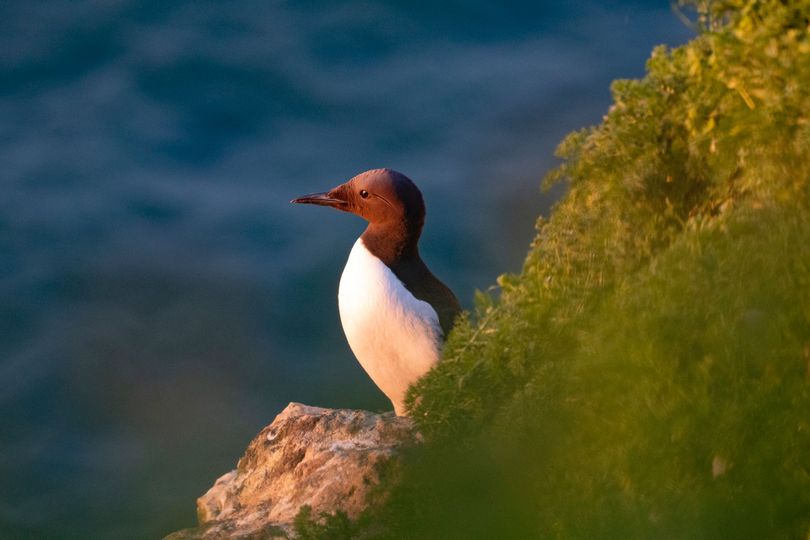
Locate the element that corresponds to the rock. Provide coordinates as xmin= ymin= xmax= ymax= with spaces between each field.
xmin=164 ymin=403 xmax=416 ymax=539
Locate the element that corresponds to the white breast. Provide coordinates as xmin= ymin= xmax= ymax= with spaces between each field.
xmin=338 ymin=238 xmax=443 ymax=415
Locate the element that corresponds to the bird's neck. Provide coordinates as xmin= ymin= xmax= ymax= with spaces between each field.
xmin=360 ymin=219 xmax=422 ymax=267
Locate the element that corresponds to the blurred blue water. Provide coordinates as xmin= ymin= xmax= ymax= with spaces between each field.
xmin=0 ymin=1 xmax=692 ymax=537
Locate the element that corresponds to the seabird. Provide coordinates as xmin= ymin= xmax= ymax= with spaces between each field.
xmin=292 ymin=168 xmax=461 ymax=415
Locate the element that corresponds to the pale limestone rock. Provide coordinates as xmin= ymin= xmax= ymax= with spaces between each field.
xmin=164 ymin=403 xmax=415 ymax=539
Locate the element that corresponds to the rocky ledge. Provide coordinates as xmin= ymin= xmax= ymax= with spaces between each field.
xmin=164 ymin=403 xmax=416 ymax=539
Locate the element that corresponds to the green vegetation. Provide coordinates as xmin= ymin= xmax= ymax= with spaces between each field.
xmin=293 ymin=506 xmax=359 ymax=540
xmin=308 ymin=1 xmax=810 ymax=537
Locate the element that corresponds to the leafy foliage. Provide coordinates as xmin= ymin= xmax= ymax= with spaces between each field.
xmin=357 ymin=0 xmax=810 ymax=537
xmin=293 ymin=506 xmax=360 ymax=540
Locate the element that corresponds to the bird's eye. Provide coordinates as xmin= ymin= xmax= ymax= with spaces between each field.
xmin=360 ymin=190 xmax=369 ymax=199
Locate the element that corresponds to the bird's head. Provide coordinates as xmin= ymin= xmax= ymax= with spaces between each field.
xmin=292 ymin=169 xmax=425 ymax=232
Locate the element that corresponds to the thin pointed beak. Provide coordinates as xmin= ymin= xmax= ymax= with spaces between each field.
xmin=290 ymin=191 xmax=346 ymax=207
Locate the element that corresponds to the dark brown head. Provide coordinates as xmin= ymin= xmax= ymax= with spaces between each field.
xmin=292 ymin=169 xmax=426 ymax=249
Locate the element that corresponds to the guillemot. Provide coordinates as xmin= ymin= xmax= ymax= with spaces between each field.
xmin=292 ymin=168 xmax=461 ymax=416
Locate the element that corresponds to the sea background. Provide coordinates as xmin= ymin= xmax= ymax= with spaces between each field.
xmin=0 ymin=2 xmax=692 ymax=538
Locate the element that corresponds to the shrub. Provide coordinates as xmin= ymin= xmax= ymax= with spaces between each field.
xmin=372 ymin=1 xmax=810 ymax=537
